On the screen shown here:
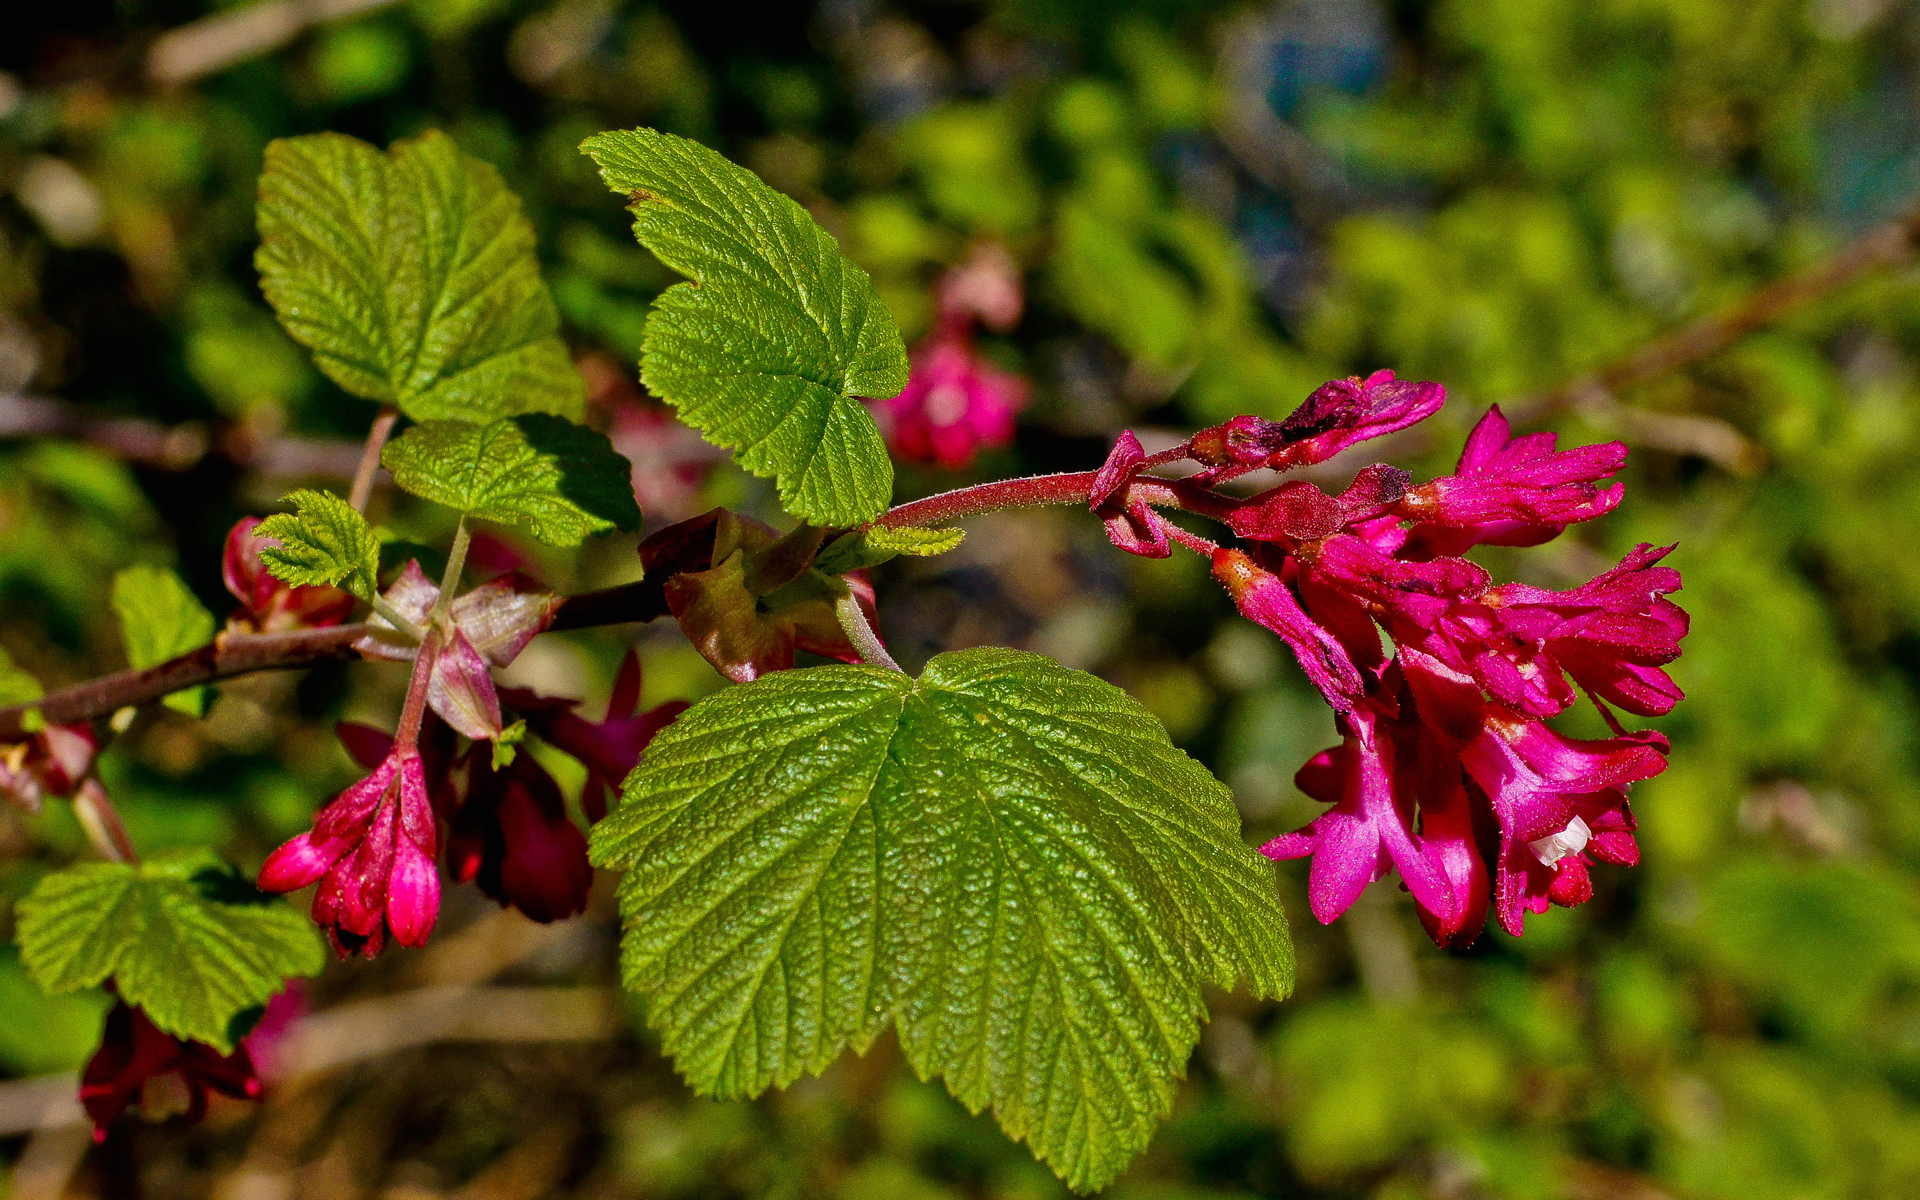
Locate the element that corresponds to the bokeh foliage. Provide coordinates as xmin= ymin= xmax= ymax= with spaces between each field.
xmin=4 ymin=0 xmax=1920 ymax=1196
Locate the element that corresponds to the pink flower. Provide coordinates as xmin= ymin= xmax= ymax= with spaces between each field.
xmin=874 ymin=338 xmax=1027 ymax=468
xmin=1213 ymin=547 xmax=1367 ymax=711
xmin=499 ymin=649 xmax=686 ymax=822
xmin=240 ymin=984 xmax=308 ymax=1085
xmin=1260 ymin=699 xmax=1457 ymax=927
xmin=1485 ymin=543 xmax=1689 ymax=716
xmin=1190 ymin=370 xmax=1444 ymax=477
xmin=80 ymin=1001 xmax=261 ymax=1140
xmin=258 ymin=739 xmax=440 ymax=958
xmin=1397 ymin=647 xmax=1664 ymax=935
xmin=1398 ymin=406 xmax=1625 ymax=559
xmin=222 ymin=517 xmax=356 ymax=634
xmin=935 ymin=241 xmax=1024 ymax=332
xmin=1196 ymin=376 xmax=1686 ymax=945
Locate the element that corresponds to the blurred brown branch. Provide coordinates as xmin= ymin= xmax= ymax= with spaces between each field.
xmin=0 ymin=986 xmax=619 ymax=1139
xmin=1507 ymin=197 xmax=1920 ymax=430
xmin=0 ymin=391 xmax=366 ymax=477
xmin=147 ymin=0 xmax=402 ymax=86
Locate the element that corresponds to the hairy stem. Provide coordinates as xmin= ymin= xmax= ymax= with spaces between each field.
xmin=348 ymin=406 xmax=400 ymax=512
xmin=394 ymin=630 xmax=441 ymax=753
xmin=1163 ymin=523 xmax=1221 ymax=557
xmin=878 ymin=471 xmax=1240 ymax=529
xmin=835 ymin=590 xmax=902 ymax=673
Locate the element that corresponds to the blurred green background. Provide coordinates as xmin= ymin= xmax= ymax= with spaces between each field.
xmin=5 ymin=1 xmax=1920 ymax=1197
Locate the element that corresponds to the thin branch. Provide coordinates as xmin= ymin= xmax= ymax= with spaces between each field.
xmin=147 ymin=0 xmax=402 ymax=86
xmin=0 ymin=392 xmax=209 ymax=469
xmin=347 ymin=405 xmax=398 ymax=512
xmin=0 ymin=579 xmax=673 ymax=741
xmin=1509 ymin=196 xmax=1920 ymax=424
xmin=0 ymin=391 xmax=365 ymax=477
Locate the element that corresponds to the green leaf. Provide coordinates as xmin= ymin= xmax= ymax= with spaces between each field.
xmin=256 ymin=488 xmax=383 ymax=601
xmin=15 ymin=857 xmax=326 ymax=1053
xmin=590 ymin=648 xmax=1292 ymax=1191
xmin=0 ymin=646 xmax=43 ymax=709
xmin=256 ymin=129 xmax=584 ymax=423
xmin=382 ymin=413 xmax=641 ymax=546
xmin=492 ymin=719 xmax=527 ymax=770
xmin=580 ymin=127 xmax=908 ymax=526
xmin=815 ymin=524 xmax=965 ymax=574
xmin=110 ymin=566 xmax=216 ymax=717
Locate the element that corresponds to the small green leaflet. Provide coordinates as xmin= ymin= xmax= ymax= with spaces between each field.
xmin=382 ymin=413 xmax=641 ymax=546
xmin=590 ymin=648 xmax=1292 ymax=1191
xmin=15 ymin=856 xmax=326 ymax=1053
xmin=580 ymin=128 xmax=908 ymax=527
xmin=256 ymin=489 xmax=383 ymax=601
xmin=814 ymin=524 xmax=966 ymax=574
xmin=111 ymin=566 xmax=216 ymax=717
xmin=256 ymin=130 xmax=584 ymax=423
xmin=0 ymin=645 xmax=43 ymax=708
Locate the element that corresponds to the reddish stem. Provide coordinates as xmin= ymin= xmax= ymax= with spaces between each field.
xmin=393 ymin=630 xmax=442 ymax=754
xmin=877 ymin=471 xmax=1241 ymax=529
xmin=1164 ymin=523 xmax=1221 ymax=557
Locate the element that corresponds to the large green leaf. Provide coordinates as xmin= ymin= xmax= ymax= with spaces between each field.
xmin=256 ymin=488 xmax=382 ymax=601
xmin=590 ymin=648 xmax=1292 ymax=1191
xmin=256 ymin=130 xmax=584 ymax=423
xmin=580 ymin=128 xmax=907 ymax=526
xmin=15 ymin=857 xmax=326 ymax=1052
xmin=111 ymin=565 xmax=216 ymax=716
xmin=382 ymin=413 xmax=641 ymax=546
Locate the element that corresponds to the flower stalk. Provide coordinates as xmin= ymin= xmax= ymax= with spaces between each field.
xmin=347 ymin=406 xmax=399 ymax=512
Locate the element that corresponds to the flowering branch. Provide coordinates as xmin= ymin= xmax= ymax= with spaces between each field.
xmin=0 ymin=580 xmax=674 ymax=741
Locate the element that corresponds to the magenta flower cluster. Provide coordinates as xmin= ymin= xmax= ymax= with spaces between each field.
xmin=1096 ymin=371 xmax=1687 ymax=945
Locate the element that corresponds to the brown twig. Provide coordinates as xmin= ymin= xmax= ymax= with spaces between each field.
xmin=0 ymin=390 xmax=366 ymax=477
xmin=0 ymin=580 xmax=671 ymax=741
xmin=0 ymin=391 xmax=210 ymax=469
xmin=147 ymin=0 xmax=402 ymax=86
xmin=1510 ymin=197 xmax=1920 ymax=424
